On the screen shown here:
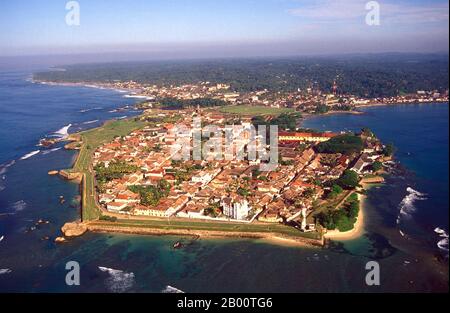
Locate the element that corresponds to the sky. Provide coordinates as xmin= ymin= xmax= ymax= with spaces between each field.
xmin=0 ymin=0 xmax=448 ymax=60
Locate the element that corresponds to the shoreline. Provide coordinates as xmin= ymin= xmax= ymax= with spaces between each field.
xmin=37 ymin=78 xmax=435 ymax=247
xmin=355 ymin=101 xmax=449 ymax=108
xmin=323 ymin=192 xmax=366 ymax=241
xmin=31 ymin=79 xmax=138 ymax=97
xmin=33 ymin=79 xmax=449 ymax=112
xmin=323 ymin=182 xmax=378 ymax=241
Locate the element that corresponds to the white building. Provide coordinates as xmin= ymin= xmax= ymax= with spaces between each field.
xmin=106 ymin=201 xmax=128 ymax=212
xmin=192 ymin=172 xmax=214 ymax=185
xmin=221 ymin=197 xmax=251 ymax=220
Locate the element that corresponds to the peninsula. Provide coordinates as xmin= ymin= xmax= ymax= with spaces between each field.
xmin=56 ymin=104 xmax=390 ymax=247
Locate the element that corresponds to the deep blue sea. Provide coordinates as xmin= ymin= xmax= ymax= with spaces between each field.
xmin=303 ymin=105 xmax=449 ymax=245
xmin=0 ymin=69 xmax=448 ymax=292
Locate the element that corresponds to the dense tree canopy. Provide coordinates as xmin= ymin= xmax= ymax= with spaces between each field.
xmin=316 ymin=193 xmax=360 ymax=232
xmin=336 ymin=170 xmax=360 ymax=189
xmin=158 ymin=97 xmax=228 ymax=109
xmin=94 ymin=161 xmax=139 ymax=185
xmin=128 ymin=180 xmax=171 ymax=207
xmin=34 ymin=54 xmax=449 ymax=98
xmin=316 ymin=134 xmax=364 ymax=155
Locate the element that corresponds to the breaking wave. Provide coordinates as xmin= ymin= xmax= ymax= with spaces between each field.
xmin=396 ymin=187 xmax=427 ymax=225
xmin=41 ymin=147 xmax=62 ymax=155
xmin=0 ymin=269 xmax=12 ymax=275
xmin=79 ymin=107 xmax=103 ymax=113
xmin=0 ymin=160 xmax=15 ymax=176
xmin=123 ymin=94 xmax=152 ymax=100
xmin=98 ymin=267 xmax=135 ymax=293
xmin=11 ymin=200 xmax=27 ymax=212
xmin=0 ymin=161 xmax=14 ymax=192
xmin=20 ymin=150 xmax=40 ymax=160
xmin=54 ymin=124 xmax=72 ymax=138
xmin=82 ymin=120 xmax=99 ymax=125
xmin=434 ymin=227 xmax=449 ymax=257
xmin=161 ymin=285 xmax=185 ymax=293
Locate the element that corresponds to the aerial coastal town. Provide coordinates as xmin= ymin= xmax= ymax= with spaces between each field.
xmin=41 ymin=73 xmax=448 ymax=242
xmin=40 ymin=74 xmax=447 ymax=241
xmin=88 ymin=104 xmax=390 ymax=235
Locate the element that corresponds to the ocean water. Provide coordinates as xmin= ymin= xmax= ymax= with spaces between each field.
xmin=0 ymin=69 xmax=448 ymax=292
xmin=303 ymin=105 xmax=449 ymax=257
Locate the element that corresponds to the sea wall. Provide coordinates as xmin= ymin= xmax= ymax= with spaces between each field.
xmin=86 ymin=223 xmax=324 ymax=247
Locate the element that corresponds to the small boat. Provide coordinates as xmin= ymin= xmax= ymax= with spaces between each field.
xmin=173 ymin=241 xmax=183 ymax=249
xmin=0 ymin=236 xmax=4 ymax=242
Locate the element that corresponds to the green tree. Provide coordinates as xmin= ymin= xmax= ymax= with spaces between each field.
xmin=332 ymin=184 xmax=344 ymax=194
xmin=328 ymin=184 xmax=344 ymax=199
xmin=372 ymin=161 xmax=383 ymax=172
xmin=237 ymin=187 xmax=250 ymax=197
xmin=337 ymin=170 xmax=359 ymax=189
xmin=383 ymin=143 xmax=395 ymax=157
xmin=315 ymin=104 xmax=329 ymax=114
xmin=316 ymin=134 xmax=364 ymax=155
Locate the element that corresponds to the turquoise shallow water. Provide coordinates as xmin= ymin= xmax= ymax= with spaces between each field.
xmin=0 ymin=70 xmax=448 ymax=292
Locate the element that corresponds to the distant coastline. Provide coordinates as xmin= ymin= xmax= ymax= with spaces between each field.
xmin=33 ymin=78 xmax=449 ymax=118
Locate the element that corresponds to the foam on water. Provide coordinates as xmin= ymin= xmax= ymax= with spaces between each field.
xmin=434 ymin=227 xmax=449 ymax=257
xmin=123 ymin=94 xmax=152 ymax=100
xmin=396 ymin=187 xmax=427 ymax=224
xmin=11 ymin=200 xmax=27 ymax=212
xmin=0 ymin=269 xmax=11 ymax=275
xmin=20 ymin=150 xmax=40 ymax=160
xmin=0 ymin=160 xmax=15 ymax=175
xmin=98 ymin=267 xmax=135 ymax=293
xmin=54 ymin=124 xmax=72 ymax=138
xmin=82 ymin=120 xmax=99 ymax=125
xmin=79 ymin=107 xmax=103 ymax=113
xmin=161 ymin=285 xmax=185 ymax=293
xmin=41 ymin=147 xmax=62 ymax=155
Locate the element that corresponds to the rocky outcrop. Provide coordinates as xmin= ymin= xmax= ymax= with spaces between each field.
xmin=61 ymin=222 xmax=88 ymax=237
xmin=59 ymin=170 xmax=82 ymax=182
xmin=64 ymin=142 xmax=82 ymax=150
xmin=55 ymin=237 xmax=66 ymax=243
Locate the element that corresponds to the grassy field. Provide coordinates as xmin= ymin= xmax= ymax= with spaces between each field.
xmin=71 ymin=118 xmax=147 ymax=220
xmin=89 ymin=218 xmax=321 ymax=240
xmin=219 ymin=105 xmax=294 ymax=116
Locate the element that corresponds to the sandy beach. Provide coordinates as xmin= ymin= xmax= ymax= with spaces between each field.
xmin=323 ymin=192 xmax=367 ymax=241
xmin=260 ymin=235 xmax=323 ymax=248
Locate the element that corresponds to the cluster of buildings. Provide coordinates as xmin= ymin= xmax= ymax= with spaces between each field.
xmin=100 ymin=80 xmax=449 ymax=114
xmin=92 ymin=107 xmax=387 ymax=230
